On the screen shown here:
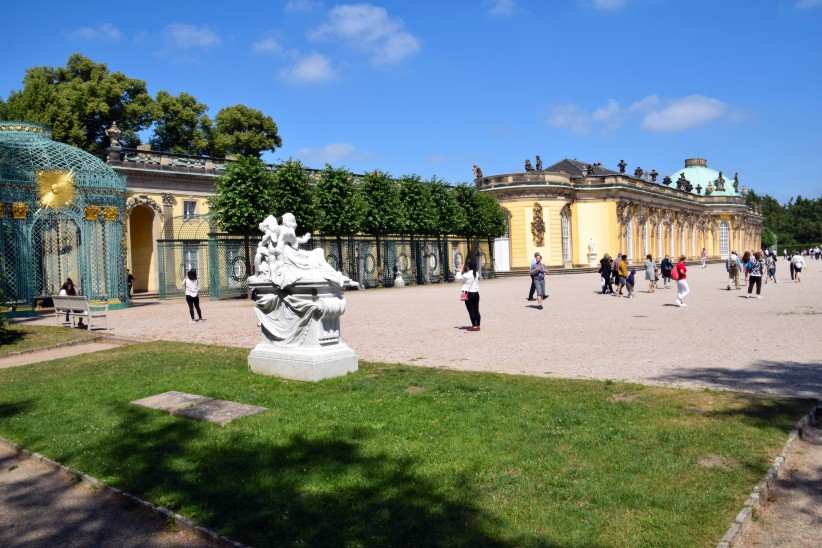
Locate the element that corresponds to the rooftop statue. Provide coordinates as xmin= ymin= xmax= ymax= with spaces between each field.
xmin=649 ymin=169 xmax=658 ymax=182
xmin=618 ymin=159 xmax=627 ymax=174
xmin=585 ymin=164 xmax=596 ymax=176
xmin=535 ymin=155 xmax=543 ymax=172
xmin=705 ymin=181 xmax=714 ymax=196
xmin=662 ymin=175 xmax=672 ymax=186
xmin=696 ymin=184 xmax=702 ymax=195
xmin=715 ymin=172 xmax=726 ymax=192
xmin=472 ymin=163 xmax=483 ymax=183
xmin=733 ymin=172 xmax=739 ymax=192
xmin=634 ymin=167 xmax=644 ymax=178
xmin=105 ymin=121 xmax=122 ymax=148
xmin=676 ymin=173 xmax=689 ymax=190
xmin=524 ymin=159 xmax=534 ymax=172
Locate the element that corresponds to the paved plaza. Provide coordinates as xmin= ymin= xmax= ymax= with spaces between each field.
xmin=24 ymin=262 xmax=822 ymax=398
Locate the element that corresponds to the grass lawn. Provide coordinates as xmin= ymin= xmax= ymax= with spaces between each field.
xmin=0 ymin=324 xmax=99 ymax=358
xmin=0 ymin=342 xmax=811 ymax=547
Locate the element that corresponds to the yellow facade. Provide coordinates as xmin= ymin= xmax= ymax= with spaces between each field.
xmin=480 ymin=158 xmax=763 ymax=270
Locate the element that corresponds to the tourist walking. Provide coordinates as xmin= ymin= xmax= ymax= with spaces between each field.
xmin=765 ymin=253 xmax=777 ymax=284
xmin=746 ymin=251 xmax=765 ymax=298
xmin=599 ymin=254 xmax=613 ymax=295
xmin=644 ymin=254 xmax=656 ymax=293
xmin=726 ymin=251 xmax=741 ymax=290
xmin=530 ymin=254 xmax=547 ymax=309
xmin=673 ymin=255 xmax=689 ymax=307
xmin=456 ymin=258 xmax=481 ymax=331
xmin=700 ymin=248 xmax=708 ymax=268
xmin=791 ymin=252 xmax=805 ymax=283
xmin=616 ymin=254 xmax=629 ymax=297
xmin=660 ymin=255 xmax=673 ymax=288
xmin=741 ymin=251 xmax=752 ymax=286
xmin=184 ymin=269 xmax=204 ymax=322
xmin=626 ymin=268 xmax=636 ymax=299
xmin=527 ymin=252 xmax=539 ymax=301
xmin=788 ymin=251 xmax=796 ymax=280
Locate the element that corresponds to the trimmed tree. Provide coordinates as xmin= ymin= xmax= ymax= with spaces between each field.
xmin=150 ymin=91 xmax=211 ymax=154
xmin=429 ymin=178 xmax=464 ymax=237
xmin=209 ymin=156 xmax=274 ymax=276
xmin=454 ymin=185 xmax=507 ymax=269
xmin=360 ymin=171 xmax=403 ymax=284
xmin=315 ymin=165 xmax=364 ymax=269
xmin=269 ymin=160 xmax=316 ymax=235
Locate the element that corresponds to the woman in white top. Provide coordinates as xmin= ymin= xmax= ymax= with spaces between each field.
xmin=184 ymin=269 xmax=203 ymax=322
xmin=791 ymin=253 xmax=805 ymax=283
xmin=455 ymin=258 xmax=481 ymax=331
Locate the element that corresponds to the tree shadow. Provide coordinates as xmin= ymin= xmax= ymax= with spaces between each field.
xmin=81 ymin=406 xmax=553 ymax=548
xmin=0 ymin=400 xmax=32 ymax=420
xmin=0 ymin=329 xmax=24 ymax=346
xmin=653 ymin=360 xmax=822 ymax=400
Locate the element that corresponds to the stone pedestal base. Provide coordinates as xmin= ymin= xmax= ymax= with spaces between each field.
xmin=588 ymin=252 xmax=598 ymax=267
xmin=248 ymin=342 xmax=358 ymax=382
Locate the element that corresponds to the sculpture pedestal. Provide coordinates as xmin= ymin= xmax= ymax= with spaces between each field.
xmin=588 ymin=252 xmax=598 ymax=267
xmin=249 ymin=341 xmax=358 ymax=382
xmin=247 ymin=280 xmax=359 ymax=382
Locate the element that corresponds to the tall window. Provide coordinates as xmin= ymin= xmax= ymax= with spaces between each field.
xmin=183 ymin=200 xmax=197 ymax=220
xmin=669 ymin=224 xmax=675 ymax=257
xmin=691 ymin=226 xmax=697 ymax=256
xmin=680 ymin=226 xmax=686 ymax=257
xmin=183 ymin=243 xmax=199 ymax=274
xmin=626 ymin=219 xmax=634 ymax=261
xmin=561 ymin=209 xmax=571 ymax=264
xmin=719 ymin=221 xmax=730 ymax=258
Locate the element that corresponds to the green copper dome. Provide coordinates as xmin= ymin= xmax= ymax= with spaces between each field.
xmin=666 ymin=158 xmax=740 ymax=197
xmin=0 ymin=121 xmax=124 ymax=190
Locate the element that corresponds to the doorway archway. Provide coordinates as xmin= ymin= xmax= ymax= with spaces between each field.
xmin=128 ymin=205 xmax=155 ymax=293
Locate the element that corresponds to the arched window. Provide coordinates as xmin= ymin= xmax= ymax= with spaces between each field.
xmin=560 ymin=207 xmax=572 ymax=264
xmin=626 ymin=218 xmax=634 ymax=261
xmin=719 ymin=221 xmax=730 ymax=258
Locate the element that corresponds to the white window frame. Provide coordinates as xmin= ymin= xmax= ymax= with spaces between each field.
xmin=183 ymin=200 xmax=197 ymax=220
xmin=561 ymin=210 xmax=572 ymax=264
xmin=719 ymin=221 xmax=730 ymax=259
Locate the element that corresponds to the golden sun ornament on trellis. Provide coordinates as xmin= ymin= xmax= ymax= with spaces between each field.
xmin=37 ymin=169 xmax=76 ymax=209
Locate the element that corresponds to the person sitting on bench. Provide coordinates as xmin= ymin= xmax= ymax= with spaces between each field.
xmin=58 ymin=278 xmax=86 ymax=329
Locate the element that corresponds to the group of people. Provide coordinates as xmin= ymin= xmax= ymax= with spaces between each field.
xmin=785 ymin=247 xmax=821 ymax=262
xmin=599 ymin=252 xmax=690 ymax=306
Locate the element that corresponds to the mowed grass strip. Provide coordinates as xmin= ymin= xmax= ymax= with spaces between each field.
xmin=0 ymin=341 xmax=810 ymax=547
xmin=0 ymin=324 xmax=99 ymax=358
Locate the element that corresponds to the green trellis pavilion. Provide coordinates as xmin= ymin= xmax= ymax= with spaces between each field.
xmin=0 ymin=122 xmax=127 ymax=307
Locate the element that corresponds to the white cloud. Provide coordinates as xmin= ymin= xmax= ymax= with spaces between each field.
xmin=164 ymin=24 xmax=221 ymax=49
xmin=67 ymin=23 xmax=122 ymax=41
xmin=549 ymin=94 xmax=729 ymax=134
xmin=796 ymin=0 xmax=822 ymax=8
xmin=549 ymin=104 xmax=592 ymax=135
xmin=296 ymin=143 xmax=356 ymax=165
xmin=588 ymin=0 xmax=628 ymax=10
xmin=285 ymin=0 xmax=321 ymax=11
xmin=309 ymin=3 xmax=420 ymax=66
xmin=281 ymin=53 xmax=336 ymax=83
xmin=253 ymin=37 xmax=283 ymax=54
xmin=641 ymin=95 xmax=727 ymax=132
xmin=489 ymin=0 xmax=516 ymax=16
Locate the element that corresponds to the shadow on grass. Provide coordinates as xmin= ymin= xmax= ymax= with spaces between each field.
xmin=89 ymin=406 xmax=553 ymax=548
xmin=0 ymin=400 xmax=32 ymax=419
xmin=0 ymin=328 xmax=24 ymax=346
xmin=654 ymin=360 xmax=822 ymax=400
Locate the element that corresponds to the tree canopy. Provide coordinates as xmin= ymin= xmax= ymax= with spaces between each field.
xmin=210 ymin=105 xmax=282 ymax=158
xmin=269 ymin=160 xmax=316 ymax=234
xmin=453 ymin=185 xmax=507 ymax=238
xmin=398 ymin=175 xmax=437 ymax=236
xmin=747 ymin=191 xmax=822 ymax=247
xmin=360 ymin=171 xmax=404 ymax=236
xmin=2 ymin=53 xmax=154 ymax=154
xmin=315 ymin=165 xmax=363 ymax=236
xmin=150 ymin=91 xmax=211 ymax=155
xmin=210 ymin=156 xmax=274 ymax=236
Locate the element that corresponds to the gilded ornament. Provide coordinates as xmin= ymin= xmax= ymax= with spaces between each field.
xmin=12 ymin=202 xmax=28 ymax=220
xmin=85 ymin=205 xmax=101 ymax=221
xmin=37 ymin=170 xmax=76 ymax=208
xmin=103 ymin=207 xmax=119 ymax=221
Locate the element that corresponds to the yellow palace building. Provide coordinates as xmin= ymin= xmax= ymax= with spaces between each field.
xmin=479 ymin=157 xmax=762 ymax=271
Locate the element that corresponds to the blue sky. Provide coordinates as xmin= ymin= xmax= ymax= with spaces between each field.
xmin=2 ymin=0 xmax=821 ymax=200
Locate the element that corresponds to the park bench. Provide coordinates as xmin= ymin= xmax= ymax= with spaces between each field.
xmin=52 ymin=295 xmax=109 ymax=331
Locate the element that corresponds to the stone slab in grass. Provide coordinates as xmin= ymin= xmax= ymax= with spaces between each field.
xmin=131 ymin=391 xmax=266 ymax=426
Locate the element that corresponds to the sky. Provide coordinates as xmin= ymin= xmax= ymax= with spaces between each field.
xmin=2 ymin=0 xmax=821 ymax=201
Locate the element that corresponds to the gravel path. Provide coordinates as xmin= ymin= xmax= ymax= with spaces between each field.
xmin=24 ymin=262 xmax=822 ymax=398
xmin=737 ymin=420 xmax=822 ymax=547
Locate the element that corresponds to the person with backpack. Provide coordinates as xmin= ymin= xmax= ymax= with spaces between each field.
xmin=672 ymin=255 xmax=689 ymax=307
xmin=746 ymin=251 xmax=765 ymax=298
xmin=660 ymin=255 xmax=673 ymax=288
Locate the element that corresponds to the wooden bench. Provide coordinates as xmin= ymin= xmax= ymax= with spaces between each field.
xmin=52 ymin=295 xmax=109 ymax=331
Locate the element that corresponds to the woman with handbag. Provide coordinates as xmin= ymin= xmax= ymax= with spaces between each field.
xmin=456 ymin=258 xmax=481 ymax=331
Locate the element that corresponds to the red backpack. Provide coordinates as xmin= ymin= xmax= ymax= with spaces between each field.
xmin=671 ymin=264 xmax=680 ymax=280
